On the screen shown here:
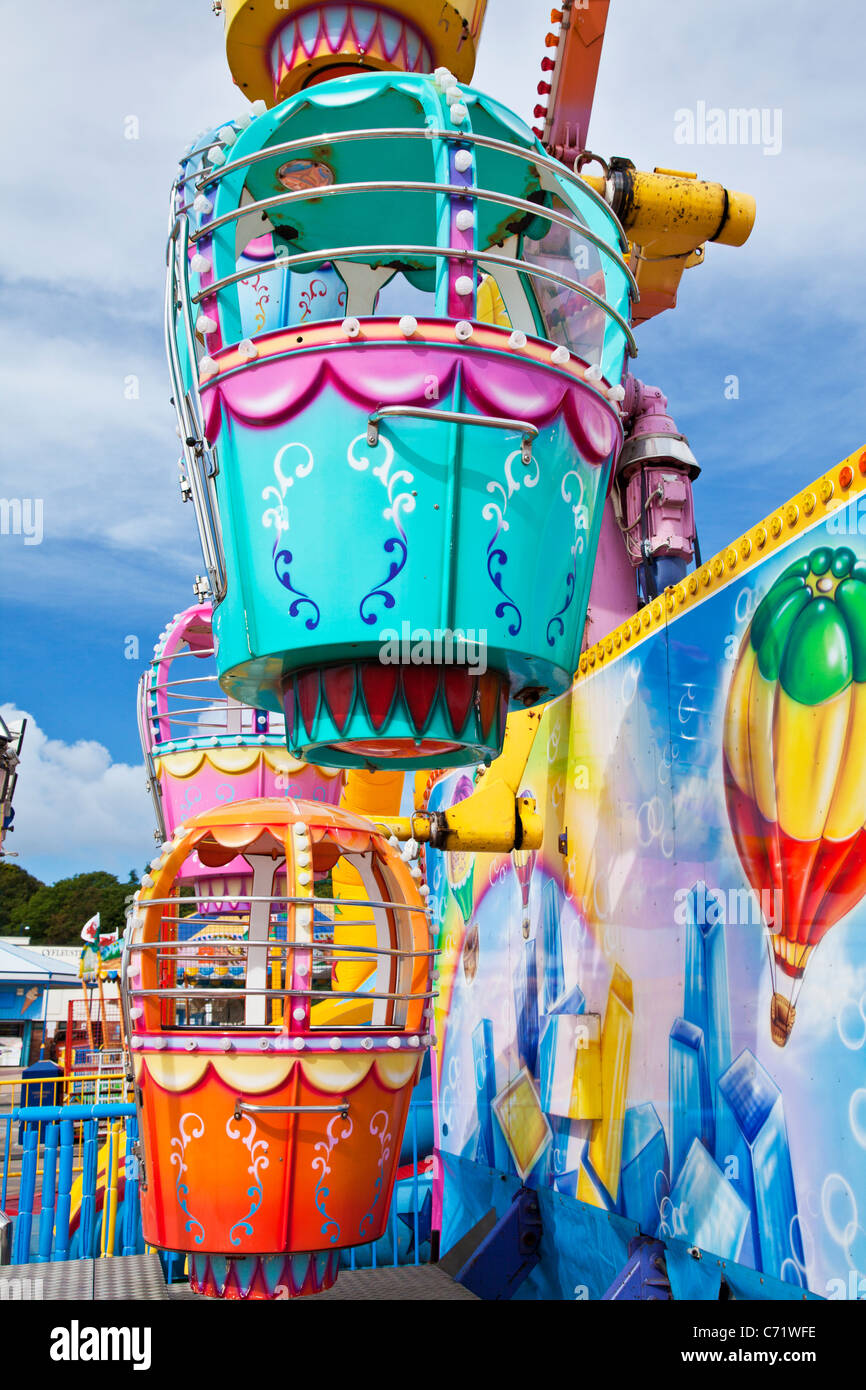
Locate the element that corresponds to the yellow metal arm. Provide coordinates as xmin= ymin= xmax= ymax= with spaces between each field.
xmin=373 ymin=709 xmax=544 ymax=853
xmin=583 ymin=160 xmax=756 ymax=323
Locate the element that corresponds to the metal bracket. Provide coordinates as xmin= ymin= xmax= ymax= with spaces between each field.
xmin=602 ymin=1236 xmax=672 ymax=1300
xmin=454 ymin=1188 xmax=543 ymax=1300
xmin=367 ymin=406 xmax=537 ymax=467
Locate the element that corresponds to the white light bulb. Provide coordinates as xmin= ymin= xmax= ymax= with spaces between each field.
xmin=607 ymin=384 xmax=626 ymax=403
xmin=250 ymin=99 xmax=267 ymax=117
xmin=455 ymin=210 xmax=474 ymax=232
xmin=193 ymin=194 xmax=213 ymax=215
xmin=191 ymin=253 xmax=211 ymax=274
xmin=218 ymin=126 xmax=237 ymax=146
xmin=238 ymin=338 xmax=257 ymax=359
xmin=455 ymin=320 xmax=473 ymax=341
xmin=585 ymin=364 xmax=604 ymax=382
xmin=455 ymin=275 xmax=474 ymax=297
xmin=196 ymin=314 xmax=218 ymax=335
xmin=551 ymin=345 xmax=571 ymax=365
xmin=454 ymin=150 xmax=473 ymax=173
xmin=508 ymin=330 xmax=528 ymax=349
xmin=208 ymin=147 xmax=226 ymax=166
xmin=341 ymin=317 xmax=361 ymax=338
xmin=399 ymin=315 xmax=418 ymax=337
xmin=450 ymin=104 xmax=468 ymax=124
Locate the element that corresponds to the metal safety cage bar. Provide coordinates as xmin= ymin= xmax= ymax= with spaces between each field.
xmin=128 ymin=986 xmax=436 ymax=1003
xmin=189 ymin=176 xmax=638 ymax=301
xmin=143 ymin=675 xmax=260 ymax=741
xmin=128 ymin=894 xmax=430 ymax=913
xmin=165 ymin=203 xmax=227 ymax=600
xmin=192 ymin=124 xmax=631 ymax=254
xmin=128 ymin=941 xmax=439 ymax=959
xmin=136 ymin=672 xmax=167 ymax=845
xmin=151 ymin=645 xmax=216 ymax=664
xmin=195 ymin=242 xmax=636 ymax=359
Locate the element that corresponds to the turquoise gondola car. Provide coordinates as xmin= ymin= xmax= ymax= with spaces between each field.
xmin=167 ymin=70 xmax=635 ymax=768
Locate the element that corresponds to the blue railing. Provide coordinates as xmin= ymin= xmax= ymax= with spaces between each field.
xmin=3 ymin=1098 xmax=434 ymax=1275
xmin=3 ymin=1104 xmax=140 ymax=1265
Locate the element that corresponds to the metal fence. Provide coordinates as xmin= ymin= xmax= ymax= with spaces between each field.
xmin=0 ymin=1070 xmax=131 ymax=1193
xmin=3 ymin=1104 xmax=140 ymax=1265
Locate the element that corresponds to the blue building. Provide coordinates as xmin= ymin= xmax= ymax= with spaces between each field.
xmin=0 ymin=941 xmax=79 ymax=1067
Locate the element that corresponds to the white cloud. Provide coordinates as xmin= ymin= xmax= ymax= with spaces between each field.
xmin=477 ymin=0 xmax=865 ymax=315
xmin=1 ymin=704 xmax=156 ymax=883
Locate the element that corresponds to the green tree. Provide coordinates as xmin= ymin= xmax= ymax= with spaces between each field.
xmin=0 ymin=861 xmax=44 ymax=935
xmin=24 ymin=871 xmax=131 ymax=945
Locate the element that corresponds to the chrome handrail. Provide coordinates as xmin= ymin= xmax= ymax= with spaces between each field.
xmin=192 ymin=125 xmax=629 ymax=250
xmin=187 ymin=177 xmax=637 ymax=297
xmin=368 ymin=406 xmax=538 ymax=466
xmin=193 ymin=242 xmax=637 ymax=357
xmin=234 ymin=1099 xmax=350 ymax=1120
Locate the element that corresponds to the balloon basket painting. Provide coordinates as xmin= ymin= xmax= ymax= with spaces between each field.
xmin=425 ymin=451 xmax=866 ymax=1301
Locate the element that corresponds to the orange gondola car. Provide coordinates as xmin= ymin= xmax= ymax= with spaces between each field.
xmin=122 ymin=799 xmax=434 ymax=1299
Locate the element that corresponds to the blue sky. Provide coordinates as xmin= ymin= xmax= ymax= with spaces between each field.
xmin=1 ymin=0 xmax=864 ymax=883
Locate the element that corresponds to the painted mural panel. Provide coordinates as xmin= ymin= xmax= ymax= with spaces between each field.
xmin=429 ymin=457 xmax=866 ymax=1301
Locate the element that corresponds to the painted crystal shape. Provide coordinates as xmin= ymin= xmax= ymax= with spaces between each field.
xmin=620 ymin=1102 xmax=670 ymax=1236
xmin=715 ymin=1049 xmax=805 ymax=1285
xmin=659 ymin=1138 xmax=749 ymax=1261
xmin=669 ymin=1017 xmax=713 ymax=1179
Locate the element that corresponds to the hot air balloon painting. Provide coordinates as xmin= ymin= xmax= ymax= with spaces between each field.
xmin=723 ymin=546 xmax=866 ymax=1045
xmin=445 ymin=775 xmax=479 ymax=983
xmin=512 ymin=788 xmax=538 ymax=940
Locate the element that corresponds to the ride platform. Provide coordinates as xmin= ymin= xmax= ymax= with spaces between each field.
xmin=0 ymin=1254 xmax=477 ymax=1301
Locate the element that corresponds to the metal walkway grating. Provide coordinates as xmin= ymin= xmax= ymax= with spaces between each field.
xmin=0 ymin=1256 xmax=474 ymax=1301
xmin=167 ymin=1265 xmax=479 ymax=1301
xmin=0 ymin=1254 xmax=169 ymax=1300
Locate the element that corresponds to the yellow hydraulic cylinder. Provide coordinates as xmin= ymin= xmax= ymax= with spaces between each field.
xmin=375 ymin=708 xmax=544 ymax=854
xmin=582 ymin=162 xmax=756 ymax=322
